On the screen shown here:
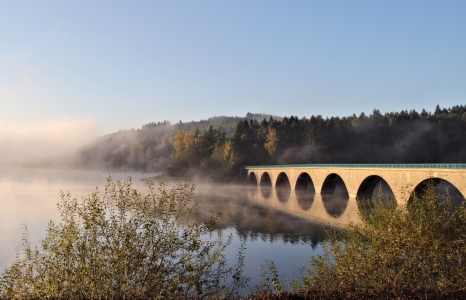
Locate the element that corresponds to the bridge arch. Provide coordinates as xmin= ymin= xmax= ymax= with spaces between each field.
xmin=321 ymin=173 xmax=349 ymax=197
xmin=275 ymin=172 xmax=291 ymax=203
xmin=295 ymin=172 xmax=316 ymax=210
xmin=260 ymin=172 xmax=272 ymax=187
xmin=248 ymin=172 xmax=258 ymax=186
xmin=356 ymin=175 xmax=396 ymax=213
xmin=275 ymin=172 xmax=291 ymax=188
xmin=357 ymin=175 xmax=395 ymax=200
xmin=260 ymin=172 xmax=272 ymax=199
xmin=321 ymin=173 xmax=349 ymax=218
xmin=295 ymin=172 xmax=315 ymax=191
xmin=410 ymin=178 xmax=465 ymax=206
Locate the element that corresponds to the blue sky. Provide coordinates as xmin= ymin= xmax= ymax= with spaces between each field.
xmin=1 ymin=1 xmax=465 ymax=134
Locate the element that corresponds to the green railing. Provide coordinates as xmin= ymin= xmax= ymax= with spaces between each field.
xmin=245 ymin=164 xmax=466 ymax=169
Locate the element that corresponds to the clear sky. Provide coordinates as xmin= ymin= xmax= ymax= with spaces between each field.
xmin=1 ymin=0 xmax=465 ymax=135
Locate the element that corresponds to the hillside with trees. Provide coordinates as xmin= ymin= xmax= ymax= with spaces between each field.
xmin=77 ymin=105 xmax=466 ymax=180
xmin=77 ymin=114 xmax=279 ymax=173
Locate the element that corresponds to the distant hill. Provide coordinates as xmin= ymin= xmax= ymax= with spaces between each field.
xmin=245 ymin=113 xmax=283 ymax=122
xmin=77 ymin=113 xmax=282 ymax=172
xmin=142 ymin=113 xmax=282 ymax=138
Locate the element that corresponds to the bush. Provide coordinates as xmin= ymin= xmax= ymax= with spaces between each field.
xmin=0 ymin=176 xmax=245 ymax=299
xmin=300 ymin=181 xmax=466 ymax=293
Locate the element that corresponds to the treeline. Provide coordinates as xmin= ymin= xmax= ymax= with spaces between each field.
xmin=77 ymin=114 xmax=278 ymax=172
xmin=78 ymin=105 xmax=466 ymax=180
xmin=167 ymin=104 xmax=466 ymax=179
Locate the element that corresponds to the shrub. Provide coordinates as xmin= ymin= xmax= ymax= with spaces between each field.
xmin=300 ymin=181 xmax=466 ymax=293
xmin=0 ymin=176 xmax=245 ymax=299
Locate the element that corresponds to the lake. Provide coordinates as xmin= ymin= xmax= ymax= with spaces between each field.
xmin=0 ymin=167 xmax=360 ymax=292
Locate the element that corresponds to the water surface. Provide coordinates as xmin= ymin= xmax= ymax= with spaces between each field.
xmin=0 ymin=168 xmax=360 ymax=290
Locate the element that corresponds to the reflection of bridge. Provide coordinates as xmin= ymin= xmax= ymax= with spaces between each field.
xmin=246 ymin=186 xmax=360 ymax=226
xmin=246 ymin=164 xmax=466 ymax=205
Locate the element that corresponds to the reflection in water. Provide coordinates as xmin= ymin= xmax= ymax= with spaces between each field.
xmin=248 ymin=185 xmax=257 ymax=198
xmin=191 ymin=185 xmax=325 ymax=248
xmin=295 ymin=173 xmax=316 ymax=211
xmin=322 ymin=195 xmax=349 ymax=218
xmin=247 ymin=186 xmax=360 ymax=226
xmin=189 ymin=185 xmax=328 ymax=293
xmin=259 ymin=172 xmax=273 ymax=199
xmin=321 ymin=177 xmax=349 ymax=218
xmin=1 ymin=169 xmax=328 ymax=293
xmin=275 ymin=173 xmax=291 ymax=203
xmin=260 ymin=186 xmax=272 ymax=199
xmin=296 ymin=189 xmax=315 ymax=210
xmin=276 ymin=187 xmax=291 ymax=203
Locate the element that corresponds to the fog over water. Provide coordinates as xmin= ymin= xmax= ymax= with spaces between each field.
xmin=2 ymin=166 xmax=464 ymax=292
xmin=0 ymin=168 xmax=150 ymax=269
xmin=0 ymin=118 xmax=100 ymax=167
xmin=0 ymin=167 xmax=347 ymax=289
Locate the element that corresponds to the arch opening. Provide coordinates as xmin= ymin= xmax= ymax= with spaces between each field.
xmin=356 ymin=175 xmax=396 ymax=214
xmin=248 ymin=172 xmax=258 ymax=186
xmin=260 ymin=172 xmax=272 ymax=199
xmin=410 ymin=178 xmax=465 ymax=207
xmin=321 ymin=174 xmax=349 ymax=197
xmin=275 ymin=172 xmax=290 ymax=188
xmin=275 ymin=172 xmax=291 ymax=203
xmin=295 ymin=173 xmax=315 ymax=210
xmin=260 ymin=172 xmax=272 ymax=187
xmin=357 ymin=176 xmax=395 ymax=200
xmin=321 ymin=174 xmax=349 ymax=218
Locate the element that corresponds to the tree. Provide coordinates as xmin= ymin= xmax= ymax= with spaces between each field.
xmin=222 ymin=141 xmax=240 ymax=176
xmin=0 ymin=176 xmax=246 ymax=299
xmin=264 ymin=128 xmax=279 ymax=159
xmin=300 ymin=182 xmax=466 ymax=294
xmin=169 ymin=130 xmax=197 ymax=174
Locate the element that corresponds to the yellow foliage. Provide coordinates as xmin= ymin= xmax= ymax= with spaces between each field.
xmin=264 ymin=128 xmax=279 ymax=158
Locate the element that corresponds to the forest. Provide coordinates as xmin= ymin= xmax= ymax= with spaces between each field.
xmin=78 ymin=105 xmax=466 ymax=181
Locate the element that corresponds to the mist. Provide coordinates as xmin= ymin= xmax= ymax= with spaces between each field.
xmin=0 ymin=117 xmax=100 ymax=167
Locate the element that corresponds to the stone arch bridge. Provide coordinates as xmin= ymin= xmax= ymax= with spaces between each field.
xmin=246 ymin=164 xmax=466 ymax=205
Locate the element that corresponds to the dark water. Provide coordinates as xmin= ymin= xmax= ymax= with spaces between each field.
xmin=0 ymin=168 xmax=359 ymax=291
